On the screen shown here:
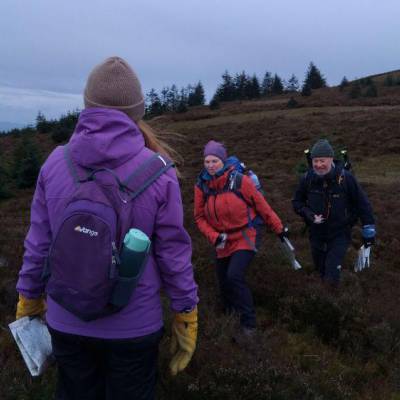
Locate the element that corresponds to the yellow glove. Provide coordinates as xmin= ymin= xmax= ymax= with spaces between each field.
xmin=169 ymin=306 xmax=198 ymax=376
xmin=16 ymin=294 xmax=47 ymax=320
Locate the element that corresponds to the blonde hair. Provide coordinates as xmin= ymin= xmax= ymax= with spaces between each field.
xmin=137 ymin=120 xmax=182 ymax=176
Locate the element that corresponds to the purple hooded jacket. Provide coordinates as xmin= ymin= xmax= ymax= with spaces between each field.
xmin=16 ymin=108 xmax=198 ymax=339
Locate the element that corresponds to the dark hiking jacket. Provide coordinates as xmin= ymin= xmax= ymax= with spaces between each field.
xmin=292 ymin=162 xmax=375 ymax=240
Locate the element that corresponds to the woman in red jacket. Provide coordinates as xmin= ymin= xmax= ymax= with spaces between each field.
xmin=194 ymin=140 xmax=285 ymax=336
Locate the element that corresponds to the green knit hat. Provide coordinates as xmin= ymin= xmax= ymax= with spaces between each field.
xmin=311 ymin=139 xmax=334 ymax=158
xmin=84 ymin=56 xmax=145 ymax=122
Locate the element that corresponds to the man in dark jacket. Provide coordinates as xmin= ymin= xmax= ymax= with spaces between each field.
xmin=292 ymin=139 xmax=376 ymax=286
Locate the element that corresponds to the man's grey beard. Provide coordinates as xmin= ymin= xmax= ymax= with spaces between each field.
xmin=313 ymin=162 xmax=334 ymax=176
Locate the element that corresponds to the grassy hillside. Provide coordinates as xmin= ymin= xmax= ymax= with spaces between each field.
xmin=1 ymin=80 xmax=400 ymax=399
xmin=357 ymin=69 xmax=400 ymax=85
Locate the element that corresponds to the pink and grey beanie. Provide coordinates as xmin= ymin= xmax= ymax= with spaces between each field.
xmin=203 ymin=140 xmax=227 ymax=162
xmin=84 ymin=56 xmax=145 ymax=122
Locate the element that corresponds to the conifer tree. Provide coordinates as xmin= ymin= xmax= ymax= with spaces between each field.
xmin=167 ymin=84 xmax=179 ymax=111
xmin=214 ymin=71 xmax=236 ymax=102
xmin=349 ymin=82 xmax=361 ymax=99
xmin=195 ymin=82 xmax=206 ymax=105
xmin=360 ymin=77 xmax=373 ymax=86
xmin=286 ymin=74 xmax=299 ymax=92
xmin=36 ymin=111 xmax=52 ymax=134
xmin=188 ymin=82 xmax=206 ymax=106
xmin=48 ymin=110 xmax=78 ymax=142
xmin=271 ymin=74 xmax=284 ymax=95
xmin=58 ymin=110 xmax=79 ymax=131
xmin=177 ymin=100 xmax=188 ymax=113
xmin=175 ymin=88 xmax=188 ymax=113
xmin=51 ymin=126 xmax=71 ymax=143
xmin=363 ymin=82 xmax=378 ymax=97
xmin=234 ymin=71 xmax=249 ymax=100
xmin=145 ymin=89 xmax=163 ymax=117
xmin=246 ymin=74 xmax=260 ymax=99
xmin=0 ymin=164 xmax=11 ymax=199
xmin=0 ymin=145 xmax=12 ymax=199
xmin=339 ymin=76 xmax=349 ymax=91
xmin=13 ymin=137 xmax=42 ymax=188
xmin=179 ymin=87 xmax=189 ymax=105
xmin=301 ymin=82 xmax=312 ymax=96
xmin=261 ymin=71 xmax=273 ymax=96
xmin=209 ymin=96 xmax=220 ymax=110
xmin=304 ymin=62 xmax=327 ymax=89
xmin=160 ymin=87 xmax=170 ymax=112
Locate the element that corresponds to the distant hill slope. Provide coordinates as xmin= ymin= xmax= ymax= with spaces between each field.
xmin=351 ymin=68 xmax=400 ymax=85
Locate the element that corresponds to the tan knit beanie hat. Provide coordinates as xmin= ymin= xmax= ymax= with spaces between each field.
xmin=84 ymin=56 xmax=145 ymax=122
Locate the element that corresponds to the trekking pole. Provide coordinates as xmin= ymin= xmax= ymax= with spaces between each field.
xmin=340 ymin=149 xmax=352 ymax=171
xmin=279 ymin=236 xmax=302 ymax=270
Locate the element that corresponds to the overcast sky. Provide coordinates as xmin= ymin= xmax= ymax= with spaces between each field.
xmin=0 ymin=0 xmax=399 ymax=127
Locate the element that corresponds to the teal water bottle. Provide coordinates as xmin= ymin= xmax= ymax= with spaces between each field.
xmin=111 ymin=229 xmax=151 ymax=308
xmin=119 ymin=229 xmax=151 ymax=277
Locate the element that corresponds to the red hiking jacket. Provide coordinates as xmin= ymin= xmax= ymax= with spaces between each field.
xmin=194 ymin=168 xmax=283 ymax=258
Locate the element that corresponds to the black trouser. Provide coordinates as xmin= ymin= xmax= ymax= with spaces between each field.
xmin=216 ymin=250 xmax=257 ymax=329
xmin=49 ymin=327 xmax=163 ymax=400
xmin=310 ymin=232 xmax=351 ymax=285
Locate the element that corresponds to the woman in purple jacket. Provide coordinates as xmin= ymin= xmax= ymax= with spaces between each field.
xmin=15 ymin=57 xmax=198 ymax=400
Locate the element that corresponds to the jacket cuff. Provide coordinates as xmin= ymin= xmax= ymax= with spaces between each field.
xmin=302 ymin=208 xmax=315 ymax=223
xmin=210 ymin=232 xmax=220 ymax=245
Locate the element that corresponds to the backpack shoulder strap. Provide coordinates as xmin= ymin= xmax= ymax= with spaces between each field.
xmin=228 ymin=171 xmax=255 ymax=228
xmin=196 ymin=175 xmax=211 ymax=198
xmin=232 ymin=171 xmax=244 ymax=191
xmin=337 ymin=168 xmax=349 ymax=196
xmin=63 ymin=144 xmax=85 ymax=187
xmin=303 ymin=170 xmax=314 ymax=192
xmin=123 ymin=153 xmax=174 ymax=200
xmin=229 ymin=171 xmax=247 ymax=202
xmin=225 ymin=170 xmax=244 ymax=194
xmin=337 ymin=167 xmax=345 ymax=185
